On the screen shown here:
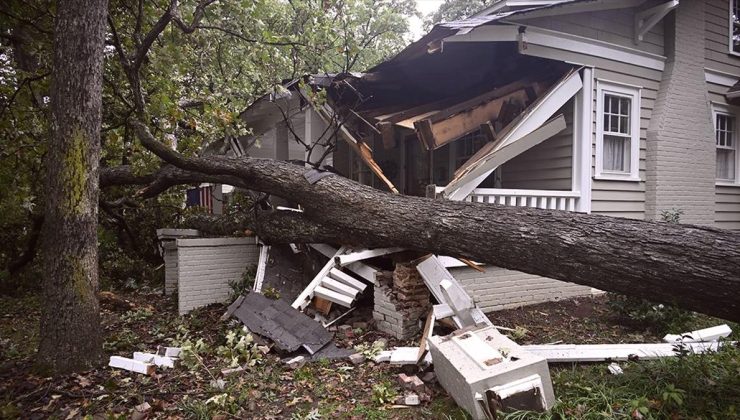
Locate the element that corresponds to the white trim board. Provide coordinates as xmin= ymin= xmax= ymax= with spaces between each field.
xmin=444 ymin=24 xmax=666 ymax=71
xmin=705 ymin=68 xmax=739 ymax=87
xmin=484 ymin=0 xmax=647 ymax=20
xmin=523 ymin=341 xmax=731 ymax=362
xmin=594 ymin=80 xmax=642 ymax=181
xmin=445 ymin=115 xmax=567 ymax=200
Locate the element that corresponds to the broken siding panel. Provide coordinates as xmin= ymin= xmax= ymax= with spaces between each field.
xmin=705 ymin=0 xmax=740 ymax=76
xmin=449 ymin=266 xmax=592 ymax=313
xmin=501 ymin=99 xmax=573 ymax=190
xmin=518 ymin=7 xmax=665 ymax=56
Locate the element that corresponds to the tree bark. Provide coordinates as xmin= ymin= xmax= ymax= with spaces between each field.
xmin=37 ymin=0 xmax=108 ymax=373
xmin=120 ymin=126 xmax=740 ymax=322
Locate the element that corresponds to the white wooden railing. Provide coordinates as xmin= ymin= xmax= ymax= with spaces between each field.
xmin=437 ymin=187 xmax=580 ymax=212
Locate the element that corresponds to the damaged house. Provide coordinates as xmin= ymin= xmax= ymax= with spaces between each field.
xmin=149 ymin=1 xmax=740 ymax=416
xmin=209 ymin=0 xmax=740 ymax=314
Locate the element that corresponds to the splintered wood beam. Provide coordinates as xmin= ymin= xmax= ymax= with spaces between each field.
xmin=378 ymin=121 xmax=396 ymax=149
xmin=480 ymin=122 xmax=497 ymax=143
xmin=315 ymin=106 xmax=399 ymax=193
xmin=413 ymin=89 xmax=531 ymax=150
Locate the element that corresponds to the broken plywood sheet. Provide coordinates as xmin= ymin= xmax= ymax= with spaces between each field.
xmin=261 ymin=244 xmax=312 ymax=304
xmin=224 ymin=293 xmax=332 ymax=354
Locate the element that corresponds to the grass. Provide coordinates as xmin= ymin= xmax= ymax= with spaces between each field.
xmin=505 ymin=344 xmax=740 ymax=419
xmin=1 ymin=291 xmax=738 ymax=419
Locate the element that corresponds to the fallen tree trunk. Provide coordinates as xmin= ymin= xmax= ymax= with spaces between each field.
xmin=103 ymin=123 xmax=740 ymax=322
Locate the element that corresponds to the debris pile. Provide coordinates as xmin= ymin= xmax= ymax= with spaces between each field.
xmin=140 ymin=240 xmax=736 ymax=419
xmin=108 ymin=346 xmax=181 ymax=375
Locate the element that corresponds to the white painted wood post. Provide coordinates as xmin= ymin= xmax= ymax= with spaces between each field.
xmin=573 ymin=67 xmax=593 ymax=213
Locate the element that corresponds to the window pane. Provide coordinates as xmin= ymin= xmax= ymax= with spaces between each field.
xmin=733 ymin=0 xmax=740 ymax=53
xmin=610 ymin=115 xmax=619 ymax=132
xmin=717 ymin=149 xmax=736 ymax=180
xmin=603 ymin=135 xmax=629 ymax=172
xmin=620 ymin=98 xmax=631 ymax=116
xmin=620 ymin=117 xmax=629 ymax=135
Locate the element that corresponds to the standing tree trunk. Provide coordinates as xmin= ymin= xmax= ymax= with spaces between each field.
xmin=37 ymin=0 xmax=108 ymax=373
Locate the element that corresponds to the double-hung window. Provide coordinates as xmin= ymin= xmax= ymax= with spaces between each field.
xmin=595 ymin=81 xmax=641 ymax=180
xmin=714 ymin=105 xmax=738 ymax=182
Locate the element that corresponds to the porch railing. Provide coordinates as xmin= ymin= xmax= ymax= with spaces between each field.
xmin=437 ymin=187 xmax=581 ymax=212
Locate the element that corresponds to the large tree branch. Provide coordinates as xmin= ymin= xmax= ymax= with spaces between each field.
xmin=119 ymin=123 xmax=740 ymax=321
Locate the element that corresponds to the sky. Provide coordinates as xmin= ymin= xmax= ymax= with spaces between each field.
xmin=408 ymin=0 xmax=446 ymax=41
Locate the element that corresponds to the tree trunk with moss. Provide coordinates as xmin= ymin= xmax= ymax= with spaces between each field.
xmin=37 ymin=0 xmax=108 ymax=373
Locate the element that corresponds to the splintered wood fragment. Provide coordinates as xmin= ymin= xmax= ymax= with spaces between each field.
xmin=417 ymin=311 xmax=435 ymax=362
xmin=313 ymin=296 xmax=333 ymax=315
xmin=109 ymin=356 xmax=155 ymax=375
xmin=480 ymin=122 xmax=497 ymax=142
xmin=459 ymin=257 xmax=485 ymax=272
xmin=414 ymin=119 xmax=436 ymax=150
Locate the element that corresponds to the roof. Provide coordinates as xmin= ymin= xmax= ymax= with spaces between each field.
xmin=727 ymin=80 xmax=740 ymax=105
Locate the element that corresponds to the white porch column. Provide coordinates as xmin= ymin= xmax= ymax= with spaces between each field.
xmin=573 ymin=67 xmax=593 ymax=213
xmin=304 ymin=108 xmax=332 ymax=167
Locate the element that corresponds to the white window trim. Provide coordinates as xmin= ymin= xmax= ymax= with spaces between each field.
xmin=712 ymin=103 xmax=740 ymax=186
xmin=595 ymin=80 xmax=641 ymax=182
xmin=729 ymin=0 xmax=740 ymax=57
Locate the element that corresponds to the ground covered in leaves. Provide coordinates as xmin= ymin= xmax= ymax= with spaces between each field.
xmin=1 ymin=291 xmax=738 ymax=419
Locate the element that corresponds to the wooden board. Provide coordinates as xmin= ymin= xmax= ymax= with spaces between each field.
xmin=417 ymin=311 xmax=435 ymax=362
xmin=314 ymin=285 xmax=354 ymax=307
xmin=329 ymin=268 xmax=367 ymax=292
xmin=320 ymin=277 xmax=359 ymax=298
xmin=313 ymin=296 xmax=333 ymax=315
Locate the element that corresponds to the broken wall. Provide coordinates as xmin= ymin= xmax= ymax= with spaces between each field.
xmin=373 ymin=263 xmax=431 ymax=339
xmin=176 ymin=237 xmax=261 ymax=315
xmin=449 ymin=266 xmax=594 ymax=313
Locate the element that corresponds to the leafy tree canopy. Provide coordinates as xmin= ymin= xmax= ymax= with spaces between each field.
xmin=0 ymin=0 xmax=416 ymax=290
xmin=423 ymin=0 xmax=493 ymax=31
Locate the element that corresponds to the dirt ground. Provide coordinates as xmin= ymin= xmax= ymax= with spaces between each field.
xmin=0 ymin=292 xmax=669 ymax=419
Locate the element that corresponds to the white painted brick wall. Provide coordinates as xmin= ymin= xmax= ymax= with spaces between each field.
xmin=163 ymin=243 xmax=178 ymax=295
xmin=646 ymin=0 xmax=716 ymax=224
xmin=450 ymin=266 xmax=593 ymax=313
xmin=176 ymin=237 xmax=260 ymax=315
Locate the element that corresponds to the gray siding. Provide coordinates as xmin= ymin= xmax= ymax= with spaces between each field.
xmin=707 ymin=79 xmax=740 ymax=229
xmin=589 ymin=67 xmax=657 ymax=220
xmin=451 ymin=266 xmax=593 ymax=312
xmin=176 ymin=238 xmax=261 ymax=315
xmin=716 ymin=186 xmax=740 ymax=229
xmin=705 ymin=0 xmax=740 ymax=75
xmin=501 ymin=100 xmax=573 ymax=190
xmin=519 ymin=7 xmax=665 ymax=56
xmin=516 ymin=9 xmax=664 ymax=219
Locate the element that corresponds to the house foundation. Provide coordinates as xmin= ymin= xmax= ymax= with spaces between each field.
xmin=372 ymin=263 xmax=431 ymax=339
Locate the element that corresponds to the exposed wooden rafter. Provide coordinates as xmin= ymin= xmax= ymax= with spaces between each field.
xmin=442 ymin=68 xmax=583 ymax=200
xmin=413 ymin=88 xmax=532 ymax=150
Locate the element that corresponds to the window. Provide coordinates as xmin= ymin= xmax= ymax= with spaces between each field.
xmin=714 ymin=106 xmax=738 ymax=182
xmin=731 ymin=0 xmax=740 ymax=54
xmin=595 ymin=81 xmax=641 ymax=180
